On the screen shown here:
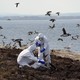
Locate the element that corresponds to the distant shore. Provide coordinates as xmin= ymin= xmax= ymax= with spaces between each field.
xmin=1 ymin=15 xmax=80 ymax=20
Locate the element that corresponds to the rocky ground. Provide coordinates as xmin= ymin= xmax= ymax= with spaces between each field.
xmin=0 ymin=48 xmax=80 ymax=80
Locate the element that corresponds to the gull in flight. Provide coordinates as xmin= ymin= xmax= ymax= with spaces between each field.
xmin=45 ymin=11 xmax=52 ymax=16
xmin=60 ymin=28 xmax=71 ymax=37
xmin=15 ymin=3 xmax=20 ymax=7
xmin=56 ymin=12 xmax=60 ymax=16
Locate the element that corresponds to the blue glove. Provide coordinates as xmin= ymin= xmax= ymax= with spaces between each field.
xmin=40 ymin=48 xmax=45 ymax=53
xmin=36 ymin=42 xmax=41 ymax=46
xmin=38 ymin=59 xmax=45 ymax=64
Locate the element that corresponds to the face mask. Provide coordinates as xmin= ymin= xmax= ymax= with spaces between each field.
xmin=39 ymin=37 xmax=43 ymax=41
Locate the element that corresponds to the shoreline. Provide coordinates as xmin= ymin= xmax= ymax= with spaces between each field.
xmin=0 ymin=44 xmax=80 ymax=61
xmin=51 ymin=49 xmax=80 ymax=61
xmin=0 ymin=48 xmax=80 ymax=80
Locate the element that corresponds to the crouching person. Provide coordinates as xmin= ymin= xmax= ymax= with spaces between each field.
xmin=17 ymin=44 xmax=46 ymax=69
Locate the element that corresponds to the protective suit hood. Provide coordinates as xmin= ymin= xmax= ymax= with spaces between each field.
xmin=38 ymin=33 xmax=44 ymax=38
xmin=35 ymin=33 xmax=44 ymax=41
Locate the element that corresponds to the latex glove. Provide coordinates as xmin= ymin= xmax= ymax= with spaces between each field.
xmin=36 ymin=42 xmax=41 ymax=46
xmin=40 ymin=48 xmax=45 ymax=53
xmin=38 ymin=59 xmax=45 ymax=64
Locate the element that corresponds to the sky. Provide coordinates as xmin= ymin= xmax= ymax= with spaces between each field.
xmin=0 ymin=0 xmax=80 ymax=15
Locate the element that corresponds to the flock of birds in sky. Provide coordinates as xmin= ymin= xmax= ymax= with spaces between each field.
xmin=28 ymin=10 xmax=79 ymax=50
xmin=0 ymin=3 xmax=80 ymax=49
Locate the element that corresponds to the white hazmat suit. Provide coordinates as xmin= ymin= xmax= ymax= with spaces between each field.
xmin=17 ymin=44 xmax=45 ymax=69
xmin=34 ymin=33 xmax=51 ymax=68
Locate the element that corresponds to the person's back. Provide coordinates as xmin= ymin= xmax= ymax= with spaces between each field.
xmin=17 ymin=44 xmax=38 ymax=67
xmin=17 ymin=44 xmax=36 ymax=59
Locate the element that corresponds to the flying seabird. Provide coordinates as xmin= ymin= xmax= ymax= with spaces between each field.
xmin=11 ymin=38 xmax=23 ymax=47
xmin=58 ymin=38 xmax=63 ymax=41
xmin=50 ymin=19 xmax=56 ymax=22
xmin=77 ymin=24 xmax=80 ymax=27
xmin=49 ymin=24 xmax=55 ymax=29
xmin=71 ymin=36 xmax=77 ymax=40
xmin=0 ymin=34 xmax=6 ymax=39
xmin=15 ymin=3 xmax=20 ymax=7
xmin=60 ymin=28 xmax=71 ymax=37
xmin=0 ymin=26 xmax=3 ymax=29
xmin=45 ymin=11 xmax=52 ymax=16
xmin=56 ymin=12 xmax=60 ymax=16
xmin=62 ymin=28 xmax=67 ymax=35
xmin=28 ymin=31 xmax=33 ymax=35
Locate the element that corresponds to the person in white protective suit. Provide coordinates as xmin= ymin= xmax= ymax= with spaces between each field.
xmin=34 ymin=33 xmax=51 ymax=68
xmin=17 ymin=43 xmax=46 ymax=69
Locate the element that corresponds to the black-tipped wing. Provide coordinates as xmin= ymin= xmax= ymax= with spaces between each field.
xmin=62 ymin=28 xmax=67 ymax=34
xmin=50 ymin=19 xmax=55 ymax=22
xmin=47 ymin=11 xmax=52 ymax=14
xmin=15 ymin=3 xmax=20 ymax=7
xmin=45 ymin=11 xmax=52 ymax=16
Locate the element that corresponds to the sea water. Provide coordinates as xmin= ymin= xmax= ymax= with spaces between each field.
xmin=0 ymin=19 xmax=80 ymax=52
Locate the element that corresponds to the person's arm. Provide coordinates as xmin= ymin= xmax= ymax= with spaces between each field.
xmin=40 ymin=42 xmax=47 ymax=53
xmin=40 ymin=37 xmax=48 ymax=52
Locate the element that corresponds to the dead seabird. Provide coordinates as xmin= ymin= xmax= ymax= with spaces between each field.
xmin=71 ymin=35 xmax=79 ymax=40
xmin=77 ymin=24 xmax=80 ymax=27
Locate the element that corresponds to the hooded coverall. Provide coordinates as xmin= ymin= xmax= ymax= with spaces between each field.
xmin=17 ymin=44 xmax=44 ymax=69
xmin=34 ymin=33 xmax=51 ymax=68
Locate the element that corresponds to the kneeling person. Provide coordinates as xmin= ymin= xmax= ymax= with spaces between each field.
xmin=17 ymin=44 xmax=46 ymax=69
